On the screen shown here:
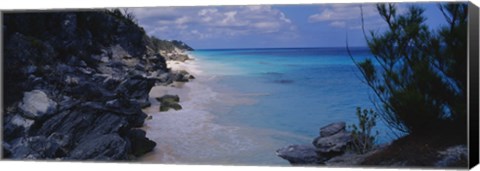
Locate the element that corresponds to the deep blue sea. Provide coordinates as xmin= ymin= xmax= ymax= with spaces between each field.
xmin=191 ymin=47 xmax=398 ymax=146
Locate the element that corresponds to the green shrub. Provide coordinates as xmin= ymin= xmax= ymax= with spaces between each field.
xmin=352 ymin=3 xmax=467 ymax=135
xmin=349 ymin=107 xmax=378 ymax=154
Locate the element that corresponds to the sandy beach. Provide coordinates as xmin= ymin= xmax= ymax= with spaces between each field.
xmin=139 ymin=55 xmax=310 ymax=165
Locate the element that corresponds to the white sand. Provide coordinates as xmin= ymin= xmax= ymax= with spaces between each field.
xmin=140 ymin=57 xmax=310 ymax=165
xmin=140 ymin=58 xmax=252 ymax=164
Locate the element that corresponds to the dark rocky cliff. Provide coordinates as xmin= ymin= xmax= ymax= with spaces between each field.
xmin=2 ymin=10 xmax=192 ymax=160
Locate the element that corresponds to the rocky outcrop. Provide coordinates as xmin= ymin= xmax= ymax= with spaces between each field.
xmin=325 ymin=146 xmax=385 ymax=166
xmin=434 ymin=145 xmax=468 ymax=167
xmin=163 ymin=53 xmax=191 ymax=62
xmin=156 ymin=95 xmax=182 ymax=112
xmin=276 ymin=122 xmax=353 ymax=165
xmin=171 ymin=70 xmax=195 ymax=82
xmin=313 ymin=131 xmax=352 ymax=154
xmin=276 ymin=144 xmax=323 ymax=165
xmin=2 ymin=10 xmax=191 ymax=160
xmin=318 ymin=122 xmax=346 ymax=137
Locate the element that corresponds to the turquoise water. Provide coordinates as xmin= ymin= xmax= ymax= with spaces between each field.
xmin=192 ymin=47 xmax=397 ymax=145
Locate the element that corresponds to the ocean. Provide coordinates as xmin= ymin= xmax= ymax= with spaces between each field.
xmin=141 ymin=47 xmax=400 ymax=165
xmin=192 ymin=47 xmax=397 ymax=145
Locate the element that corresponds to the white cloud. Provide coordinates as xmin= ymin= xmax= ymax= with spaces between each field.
xmin=329 ymin=21 xmax=346 ymax=28
xmin=129 ymin=5 xmax=297 ymax=41
xmin=308 ymin=3 xmax=407 ymax=30
xmin=308 ymin=4 xmax=378 ymax=23
xmin=175 ymin=16 xmax=191 ymax=25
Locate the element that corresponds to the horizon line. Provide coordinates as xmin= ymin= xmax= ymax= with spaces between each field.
xmin=194 ymin=46 xmax=370 ymax=50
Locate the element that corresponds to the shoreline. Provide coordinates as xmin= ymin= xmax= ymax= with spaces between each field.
xmin=139 ymin=54 xmax=311 ymax=165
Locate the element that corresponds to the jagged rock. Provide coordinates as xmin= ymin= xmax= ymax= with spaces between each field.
xmin=105 ymin=99 xmax=142 ymax=115
xmin=115 ymin=75 xmax=155 ymax=107
xmin=277 ymin=122 xmax=353 ymax=165
xmin=3 ymin=11 xmax=192 ymax=161
xmin=312 ymin=122 xmax=351 ymax=155
xmin=18 ymin=90 xmax=57 ymax=120
xmin=319 ymin=122 xmax=346 ymax=137
xmin=70 ymin=81 xmax=115 ymax=100
xmin=435 ymin=145 xmax=468 ymax=167
xmin=127 ymin=129 xmax=156 ymax=157
xmin=172 ymin=54 xmax=190 ymax=62
xmin=171 ymin=70 xmax=195 ymax=82
xmin=313 ymin=131 xmax=352 ymax=153
xmin=67 ymin=134 xmax=129 ymax=160
xmin=276 ymin=144 xmax=324 ymax=165
xmin=3 ymin=114 xmax=28 ymax=140
xmin=7 ymin=134 xmax=71 ymax=159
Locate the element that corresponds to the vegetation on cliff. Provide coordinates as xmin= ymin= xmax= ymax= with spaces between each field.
xmin=351 ymin=2 xmax=468 ymax=166
xmin=354 ymin=2 xmax=467 ymax=137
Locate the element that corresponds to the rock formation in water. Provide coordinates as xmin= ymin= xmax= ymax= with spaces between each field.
xmin=276 ymin=122 xmax=353 ymax=165
xmin=276 ymin=122 xmax=468 ymax=167
xmin=156 ymin=95 xmax=182 ymax=112
xmin=2 ymin=10 xmax=192 ymax=160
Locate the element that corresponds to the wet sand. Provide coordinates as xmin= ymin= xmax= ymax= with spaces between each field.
xmin=140 ymin=56 xmax=310 ymax=165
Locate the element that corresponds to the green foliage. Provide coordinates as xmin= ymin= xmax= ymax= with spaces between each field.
xmin=106 ymin=8 xmax=138 ymax=26
xmin=354 ymin=3 xmax=467 ymax=135
xmin=349 ymin=107 xmax=378 ymax=154
xmin=148 ymin=36 xmax=194 ymax=53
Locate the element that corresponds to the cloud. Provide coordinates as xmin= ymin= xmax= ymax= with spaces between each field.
xmin=308 ymin=4 xmax=378 ymax=23
xmin=308 ymin=3 xmax=407 ymax=30
xmin=329 ymin=21 xmax=346 ymax=28
xmin=128 ymin=5 xmax=297 ymax=41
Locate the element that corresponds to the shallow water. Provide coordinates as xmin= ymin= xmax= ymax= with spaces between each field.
xmin=141 ymin=47 xmax=398 ymax=165
xmin=193 ymin=48 xmax=397 ymax=142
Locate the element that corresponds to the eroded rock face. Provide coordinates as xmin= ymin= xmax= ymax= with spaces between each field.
xmin=67 ymin=134 xmax=129 ymax=160
xmin=2 ymin=11 xmax=192 ymax=160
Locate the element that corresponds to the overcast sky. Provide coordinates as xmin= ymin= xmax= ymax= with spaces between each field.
xmin=129 ymin=2 xmax=449 ymax=49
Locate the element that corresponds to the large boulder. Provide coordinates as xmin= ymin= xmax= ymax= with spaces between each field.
xmin=155 ymin=94 xmax=180 ymax=103
xmin=127 ymin=129 xmax=156 ymax=157
xmin=277 ymin=122 xmax=354 ymax=165
xmin=276 ymin=144 xmax=325 ymax=165
xmin=172 ymin=70 xmax=194 ymax=82
xmin=18 ymin=90 xmax=57 ymax=120
xmin=319 ymin=122 xmax=346 ymax=137
xmin=313 ymin=131 xmax=352 ymax=154
xmin=156 ymin=94 xmax=182 ymax=112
